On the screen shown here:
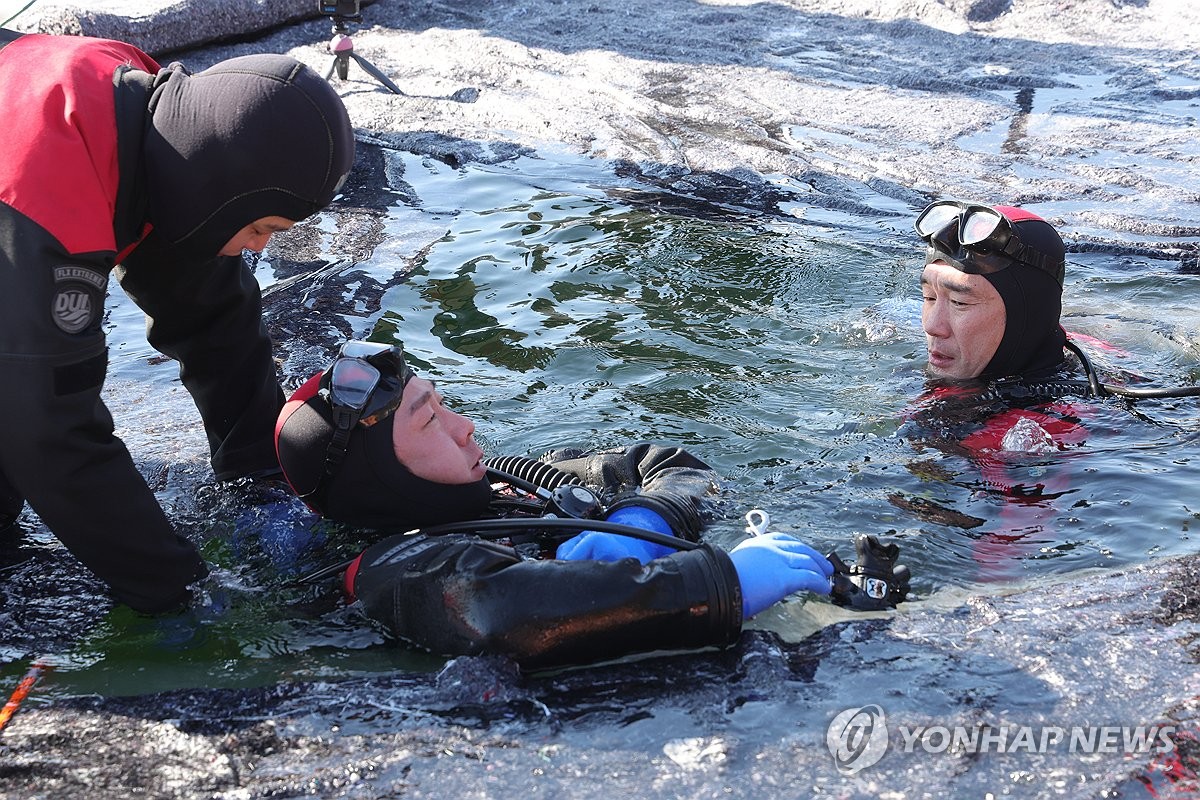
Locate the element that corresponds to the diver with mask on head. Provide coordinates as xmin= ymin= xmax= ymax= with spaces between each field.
xmin=903 ymin=200 xmax=1200 ymax=577
xmin=915 ymin=199 xmax=1200 ymax=401
xmin=275 ymin=340 xmax=910 ymax=670
xmin=918 ymin=201 xmax=1069 ymax=384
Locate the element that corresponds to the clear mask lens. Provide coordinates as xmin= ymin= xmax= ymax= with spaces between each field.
xmin=328 ymin=358 xmax=380 ymax=411
xmin=960 ymin=209 xmax=1004 ymax=245
xmin=914 ymin=202 xmax=963 ymax=238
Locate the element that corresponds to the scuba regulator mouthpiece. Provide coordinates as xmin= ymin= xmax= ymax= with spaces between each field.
xmin=827 ymin=534 xmax=911 ymax=611
xmin=485 ymin=464 xmax=605 ymax=519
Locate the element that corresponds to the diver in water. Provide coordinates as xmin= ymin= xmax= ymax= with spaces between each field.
xmin=0 ymin=30 xmax=355 ymax=612
xmin=275 ymin=341 xmax=909 ymax=670
xmin=906 ymin=200 xmax=1199 ymax=575
xmin=911 ymin=201 xmax=1092 ymax=451
xmin=916 ymin=199 xmax=1200 ymax=402
xmin=907 ymin=201 xmax=1086 ymax=572
xmin=917 ymin=201 xmax=1069 ymax=385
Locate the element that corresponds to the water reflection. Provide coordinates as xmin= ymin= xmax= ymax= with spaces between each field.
xmin=358 ymin=150 xmax=1200 ymax=608
xmin=13 ymin=147 xmax=1200 ymax=695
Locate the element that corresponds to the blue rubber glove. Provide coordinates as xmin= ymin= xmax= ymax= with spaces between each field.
xmin=729 ymin=532 xmax=834 ymax=619
xmin=154 ymin=574 xmax=232 ymax=650
xmin=556 ymin=505 xmax=678 ymax=563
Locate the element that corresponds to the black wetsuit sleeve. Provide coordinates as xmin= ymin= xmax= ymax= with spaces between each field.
xmin=0 ymin=210 xmax=207 ymax=613
xmin=548 ymin=442 xmax=718 ymax=496
xmin=116 ymin=232 xmax=285 ymax=480
xmin=351 ymin=534 xmax=744 ymax=670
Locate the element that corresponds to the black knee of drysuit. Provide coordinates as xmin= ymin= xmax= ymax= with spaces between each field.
xmin=0 ymin=467 xmax=21 ymax=527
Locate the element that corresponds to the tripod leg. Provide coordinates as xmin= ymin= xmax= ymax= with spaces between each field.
xmin=326 ymin=53 xmax=351 ymax=81
xmin=350 ymin=53 xmax=405 ymax=95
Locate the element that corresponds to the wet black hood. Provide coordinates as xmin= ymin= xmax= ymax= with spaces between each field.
xmin=275 ymin=373 xmax=493 ymax=531
xmin=143 ymin=54 xmax=355 ymax=256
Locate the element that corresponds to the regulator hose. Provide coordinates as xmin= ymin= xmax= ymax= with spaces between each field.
xmin=983 ymin=339 xmax=1200 ymax=402
xmin=484 ymin=455 xmax=582 ymax=491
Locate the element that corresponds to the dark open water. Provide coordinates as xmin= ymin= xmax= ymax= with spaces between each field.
xmin=24 ymin=142 xmax=1190 ymax=693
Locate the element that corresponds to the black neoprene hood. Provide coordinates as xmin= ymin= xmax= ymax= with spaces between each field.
xmin=275 ymin=374 xmax=493 ymax=531
xmin=925 ymin=205 xmax=1068 ymax=381
xmin=144 ymin=54 xmax=355 ymax=256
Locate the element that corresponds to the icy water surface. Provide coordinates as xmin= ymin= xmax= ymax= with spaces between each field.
xmin=9 ymin=143 xmax=1189 ymax=705
xmin=0 ymin=146 xmax=1195 ymax=762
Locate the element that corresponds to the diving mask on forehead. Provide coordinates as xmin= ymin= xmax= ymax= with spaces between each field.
xmin=915 ymin=200 xmax=1063 ymax=283
xmin=311 ymin=340 xmax=414 ymax=493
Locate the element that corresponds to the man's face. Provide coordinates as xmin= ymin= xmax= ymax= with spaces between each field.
xmin=921 ymin=262 xmax=1006 ymax=380
xmin=390 ymin=376 xmax=487 ymax=485
xmin=218 ymin=216 xmax=296 ymax=257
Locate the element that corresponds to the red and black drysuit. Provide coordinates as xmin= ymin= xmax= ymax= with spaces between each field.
xmin=0 ymin=32 xmax=354 ymax=612
xmin=275 ymin=378 xmax=743 ymax=670
xmin=901 ymin=374 xmax=1091 ymax=579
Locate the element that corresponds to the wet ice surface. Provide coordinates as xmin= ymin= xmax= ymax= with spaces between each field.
xmin=3 ymin=0 xmax=1200 ymax=796
xmin=6 ymin=561 xmax=1200 ymax=799
xmin=999 ymin=416 xmax=1058 ymax=454
xmin=6 ymin=171 xmax=1194 ymax=797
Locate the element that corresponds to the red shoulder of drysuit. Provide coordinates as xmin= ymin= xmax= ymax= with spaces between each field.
xmin=0 ymin=34 xmax=159 ymax=255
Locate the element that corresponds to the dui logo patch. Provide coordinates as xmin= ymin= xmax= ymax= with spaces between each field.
xmin=51 ymin=265 xmax=107 ymax=334
xmin=52 ymin=288 xmax=96 ymax=333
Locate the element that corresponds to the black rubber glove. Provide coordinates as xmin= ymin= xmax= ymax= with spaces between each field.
xmin=827 ymin=534 xmax=911 ymax=611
